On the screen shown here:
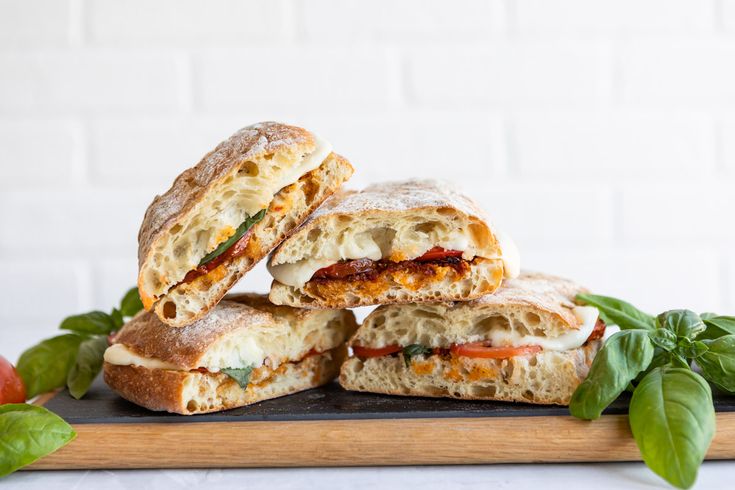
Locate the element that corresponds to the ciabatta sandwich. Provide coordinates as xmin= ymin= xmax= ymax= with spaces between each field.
xmin=138 ymin=122 xmax=354 ymax=327
xmin=104 ymin=294 xmax=357 ymax=415
xmin=340 ymin=273 xmax=611 ymax=406
xmin=267 ymin=180 xmax=519 ymax=309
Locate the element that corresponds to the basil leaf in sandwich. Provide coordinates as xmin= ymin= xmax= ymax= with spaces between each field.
xmin=402 ymin=344 xmax=432 ymax=367
xmin=199 ymin=209 xmax=266 ymax=267
xmin=221 ymin=367 xmax=254 ymax=389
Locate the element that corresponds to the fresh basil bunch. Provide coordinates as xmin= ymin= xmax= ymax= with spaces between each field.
xmin=16 ymin=287 xmax=144 ymax=400
xmin=571 ymin=293 xmax=735 ymax=489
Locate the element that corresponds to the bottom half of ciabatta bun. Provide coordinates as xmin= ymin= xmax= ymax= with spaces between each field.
xmin=339 ymin=342 xmax=600 ymax=406
xmin=269 ymin=257 xmax=504 ymax=309
xmin=104 ymin=346 xmax=345 ymax=415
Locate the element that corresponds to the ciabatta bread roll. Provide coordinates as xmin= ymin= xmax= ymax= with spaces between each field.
xmin=267 ymin=180 xmax=519 ymax=309
xmin=138 ymin=122 xmax=354 ymax=327
xmin=340 ymin=272 xmax=612 ymax=406
xmin=104 ymin=294 xmax=357 ymax=415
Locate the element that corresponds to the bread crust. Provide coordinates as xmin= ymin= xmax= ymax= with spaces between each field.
xmin=105 ymin=347 xmax=346 ymax=415
xmin=269 ymin=179 xmax=502 ymax=266
xmin=112 ymin=293 xmax=358 ymax=370
xmin=348 ymin=272 xmax=591 ymax=349
xmin=269 ymin=258 xmax=504 ymax=309
xmin=139 ymin=122 xmax=313 ymax=273
xmin=150 ymin=152 xmax=353 ymax=326
xmin=339 ymin=342 xmax=600 ymax=406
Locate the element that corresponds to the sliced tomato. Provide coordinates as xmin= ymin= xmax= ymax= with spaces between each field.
xmin=352 ymin=344 xmax=402 ymax=358
xmin=450 ymin=342 xmax=542 ymax=359
xmin=0 ymin=355 xmax=26 ymax=404
xmin=312 ymin=258 xmax=376 ymax=280
xmin=415 ymin=247 xmax=464 ymax=262
xmin=586 ymin=318 xmax=606 ymax=342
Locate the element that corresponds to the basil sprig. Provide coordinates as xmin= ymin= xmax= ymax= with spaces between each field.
xmin=17 ymin=287 xmax=144 ymax=400
xmin=570 ymin=294 xmax=735 ymax=489
xmin=0 ymin=404 xmax=76 ymax=477
xmin=198 ymin=210 xmax=266 ymax=266
xmin=221 ymin=367 xmax=254 ymax=389
xmin=402 ymin=344 xmax=432 ymax=367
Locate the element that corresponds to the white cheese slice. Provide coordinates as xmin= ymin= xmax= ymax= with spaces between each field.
xmin=494 ymin=229 xmax=520 ymax=279
xmin=486 ymin=306 xmax=600 ymax=351
xmin=272 ymin=134 xmax=332 ymax=196
xmin=104 ymin=344 xmax=179 ymax=370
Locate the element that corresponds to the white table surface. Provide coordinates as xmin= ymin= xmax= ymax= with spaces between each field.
xmin=4 ymin=463 xmax=733 ymax=489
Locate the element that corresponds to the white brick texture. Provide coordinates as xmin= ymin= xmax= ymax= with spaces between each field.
xmin=1 ymin=0 xmax=735 ymax=354
xmin=515 ymin=0 xmax=713 ymax=35
xmin=194 ymin=48 xmax=400 ymax=111
xmin=408 ymin=43 xmax=611 ymax=107
xmin=298 ymin=0 xmax=506 ymax=42
xmin=0 ymin=0 xmax=72 ymax=47
xmin=619 ymin=41 xmax=735 ymax=108
xmin=0 ymin=52 xmax=183 ymax=114
xmin=0 ymin=119 xmax=80 ymax=186
xmin=87 ymin=0 xmax=289 ymax=45
xmin=513 ymin=112 xmax=715 ymax=178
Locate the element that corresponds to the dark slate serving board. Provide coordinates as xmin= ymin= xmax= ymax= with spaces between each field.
xmin=45 ymin=376 xmax=735 ymax=424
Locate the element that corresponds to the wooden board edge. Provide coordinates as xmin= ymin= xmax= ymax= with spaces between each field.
xmin=27 ymin=412 xmax=735 ymax=470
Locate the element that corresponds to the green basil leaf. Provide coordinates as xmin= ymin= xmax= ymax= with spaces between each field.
xmin=629 ymin=367 xmax=715 ymax=489
xmin=657 ymin=310 xmax=705 ymax=339
xmin=111 ymin=308 xmax=124 ymax=329
xmin=402 ymin=344 xmax=432 ymax=368
xmin=199 ymin=209 xmax=266 ymax=266
xmin=569 ymin=330 xmax=655 ymax=420
xmin=59 ymin=311 xmax=116 ymax=335
xmin=16 ymin=334 xmax=85 ymax=398
xmin=67 ymin=336 xmax=108 ymax=400
xmin=698 ymin=335 xmax=735 ymax=393
xmin=575 ymin=294 xmax=655 ymax=331
xmin=649 ymin=328 xmax=677 ymax=351
xmin=221 ymin=367 xmax=254 ymax=389
xmin=700 ymin=316 xmax=735 ymax=340
xmin=119 ymin=287 xmax=144 ymax=318
xmin=0 ymin=404 xmax=76 ymax=477
xmin=675 ymin=338 xmax=708 ymax=360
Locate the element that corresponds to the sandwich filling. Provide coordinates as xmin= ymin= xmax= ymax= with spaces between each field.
xmin=104 ymin=343 xmax=335 ymax=390
xmin=351 ymin=306 xmax=607 ymax=365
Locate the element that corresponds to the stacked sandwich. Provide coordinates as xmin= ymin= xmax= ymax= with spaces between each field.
xmin=104 ymin=121 xmax=611 ymax=415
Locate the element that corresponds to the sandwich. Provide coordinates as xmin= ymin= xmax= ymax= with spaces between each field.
xmin=103 ymin=293 xmax=357 ymax=415
xmin=267 ymin=180 xmax=519 ymax=309
xmin=339 ymin=272 xmax=611 ymax=406
xmin=138 ymin=122 xmax=354 ymax=327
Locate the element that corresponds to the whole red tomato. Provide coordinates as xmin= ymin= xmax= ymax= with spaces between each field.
xmin=0 ymin=355 xmax=26 ymax=404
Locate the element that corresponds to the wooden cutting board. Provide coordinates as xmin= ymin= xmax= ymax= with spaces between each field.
xmin=28 ymin=378 xmax=735 ymax=469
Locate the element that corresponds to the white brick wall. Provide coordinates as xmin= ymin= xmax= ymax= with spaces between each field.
xmin=1 ymin=0 xmax=734 ymax=361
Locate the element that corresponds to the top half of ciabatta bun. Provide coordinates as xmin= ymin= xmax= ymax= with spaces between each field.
xmin=267 ymin=179 xmax=519 ymax=309
xmin=137 ymin=122 xmax=354 ymax=327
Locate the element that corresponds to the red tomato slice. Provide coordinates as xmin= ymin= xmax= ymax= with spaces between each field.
xmin=0 ymin=355 xmax=26 ymax=404
xmin=586 ymin=318 xmax=606 ymax=342
xmin=450 ymin=342 xmax=542 ymax=359
xmin=352 ymin=345 xmax=403 ymax=358
xmin=312 ymin=258 xmax=376 ymax=280
xmin=415 ymin=247 xmax=464 ymax=262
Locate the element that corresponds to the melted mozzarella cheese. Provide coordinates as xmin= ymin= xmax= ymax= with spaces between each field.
xmin=494 ymin=229 xmax=520 ymax=279
xmin=486 ymin=306 xmax=600 ymax=351
xmin=268 ymin=229 xmax=482 ymax=289
xmin=272 ymin=134 xmax=332 ymax=196
xmin=104 ymin=344 xmax=179 ymax=370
